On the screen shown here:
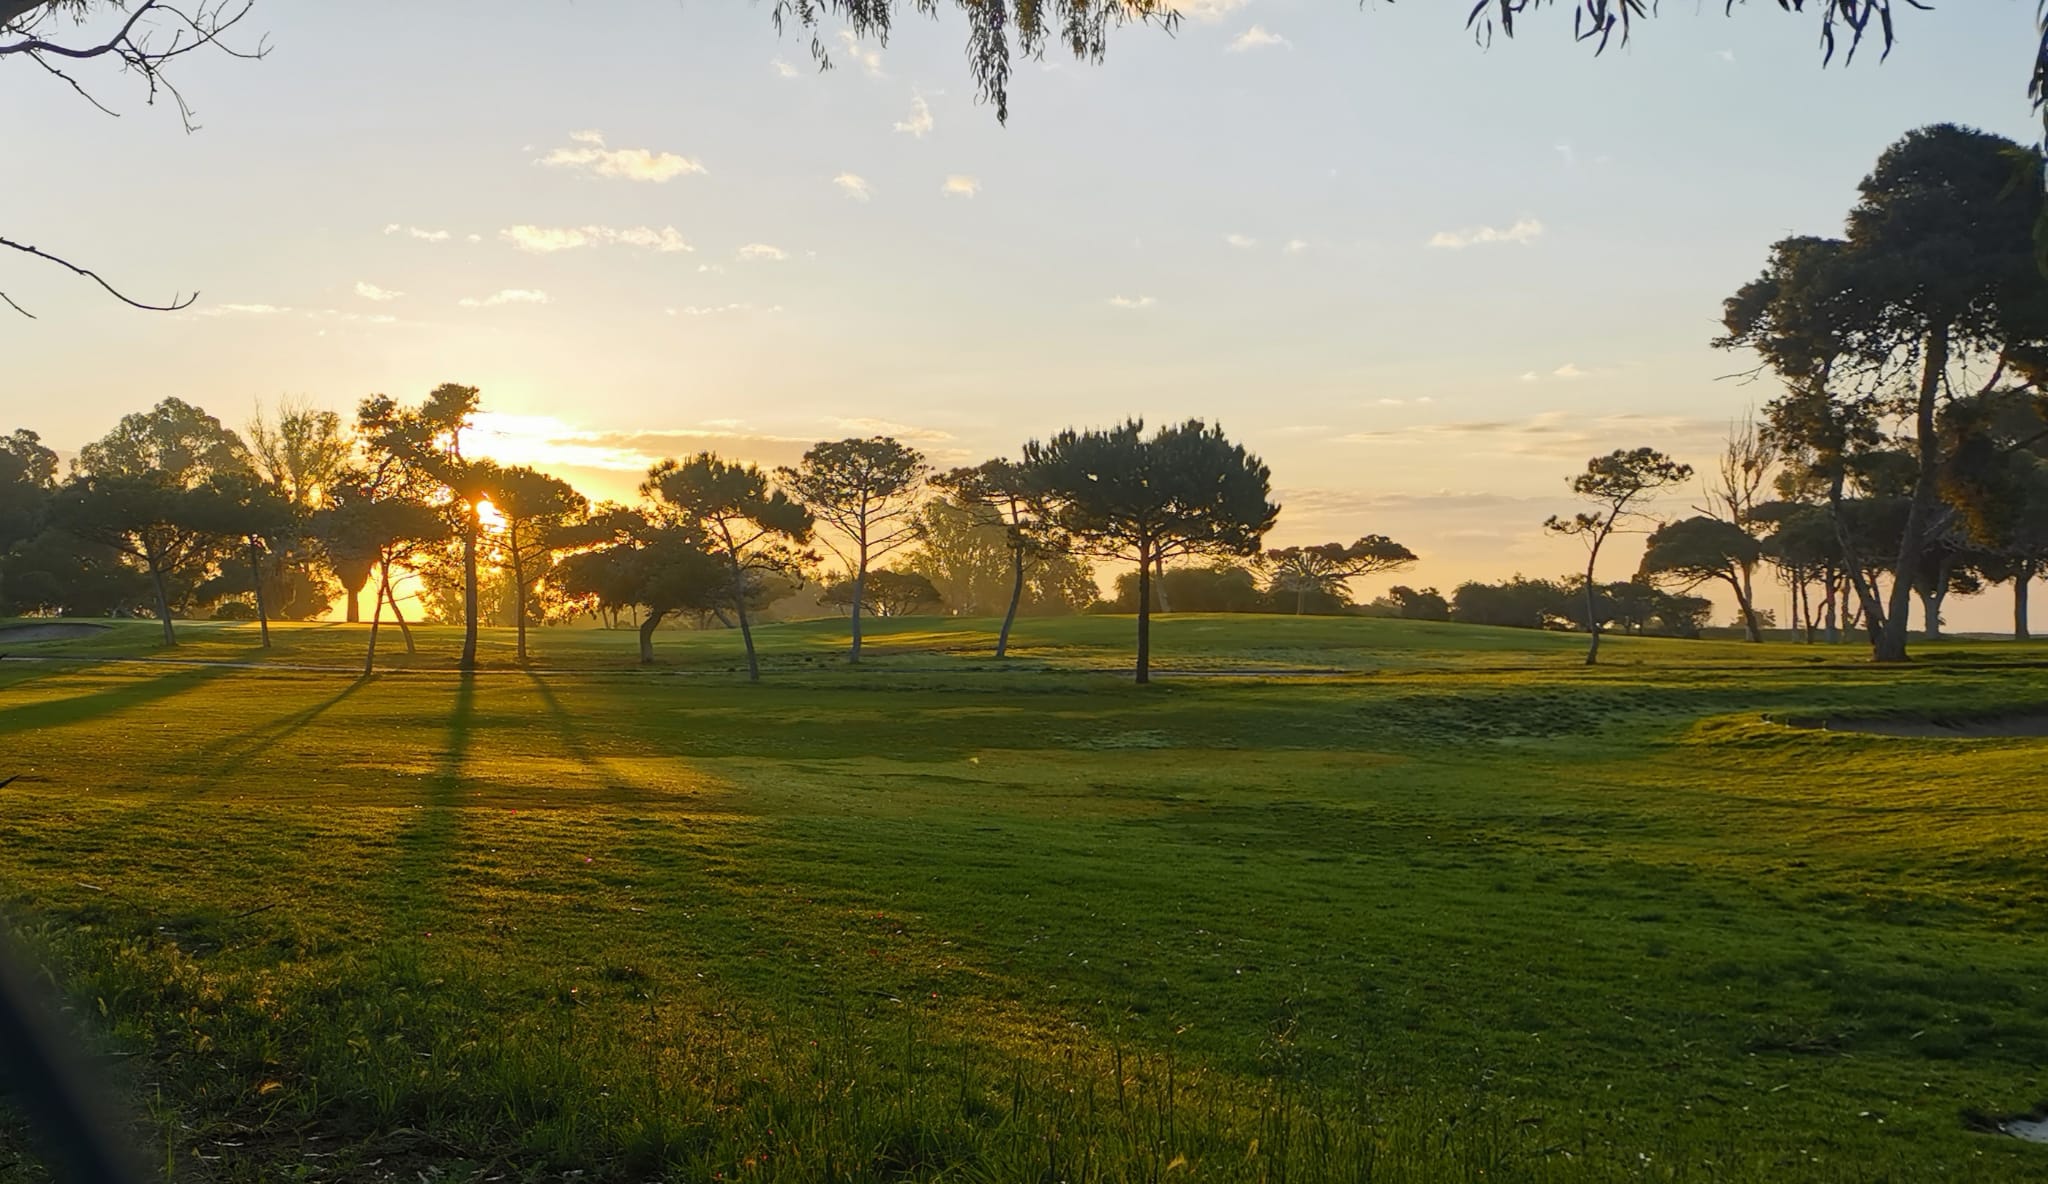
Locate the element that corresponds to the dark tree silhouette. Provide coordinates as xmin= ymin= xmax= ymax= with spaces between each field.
xmin=1261 ymin=537 xmax=1418 ymax=616
xmin=1546 ymin=447 xmax=1693 ymax=666
xmin=779 ymin=437 xmax=927 ymax=665
xmin=1023 ymin=419 xmax=1277 ymax=684
xmin=1638 ymin=516 xmax=1765 ymax=641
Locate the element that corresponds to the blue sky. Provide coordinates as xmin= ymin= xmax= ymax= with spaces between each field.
xmin=5 ymin=0 xmax=2043 ymax=626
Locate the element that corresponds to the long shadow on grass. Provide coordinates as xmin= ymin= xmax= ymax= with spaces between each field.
xmin=175 ymin=678 xmax=370 ymax=779
xmin=521 ymin=671 xmax=646 ymax=803
xmin=0 ymin=663 xmax=241 ymax=738
xmin=382 ymin=673 xmax=474 ymax=940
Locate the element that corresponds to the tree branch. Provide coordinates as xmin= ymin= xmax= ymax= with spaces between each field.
xmin=0 ymin=235 xmax=197 ymax=311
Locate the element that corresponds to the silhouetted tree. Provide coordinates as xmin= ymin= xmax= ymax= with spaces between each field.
xmin=1545 ymin=447 xmax=1693 ymax=665
xmin=358 ymin=383 xmax=487 ymax=668
xmin=1386 ymin=584 xmax=1450 ymax=621
xmin=779 ymin=437 xmax=928 ymax=664
xmin=643 ymin=453 xmax=814 ymax=682
xmin=822 ymin=569 xmax=941 ymax=617
xmin=550 ymin=508 xmax=727 ymax=664
xmin=487 ymin=465 xmax=588 ymax=662
xmin=931 ymin=459 xmax=1040 ymax=656
xmin=1639 ymin=516 xmax=1765 ymax=641
xmin=1023 ymin=419 xmax=1277 ymax=683
xmin=190 ymin=471 xmax=297 ymax=646
xmin=1261 ymin=537 xmax=1417 ymax=615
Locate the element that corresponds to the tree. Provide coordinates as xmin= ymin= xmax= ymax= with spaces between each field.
xmin=486 ymin=465 xmax=588 ymax=662
xmin=1109 ymin=562 xmax=1263 ymax=614
xmin=822 ymin=569 xmax=942 ymax=617
xmin=549 ymin=509 xmax=727 ymax=664
xmin=0 ymin=428 xmax=58 ymax=609
xmin=643 ymin=453 xmax=814 ymax=682
xmin=1756 ymin=501 xmax=1844 ymax=642
xmin=1023 ymin=419 xmax=1278 ymax=683
xmin=779 ymin=437 xmax=928 ymax=664
xmin=1638 ymin=516 xmax=1765 ymax=641
xmin=357 ymin=383 xmax=487 ymax=668
xmin=57 ymin=398 xmax=251 ymax=645
xmin=1545 ymin=448 xmax=1693 ymax=665
xmin=930 ymin=459 xmax=1040 ymax=657
xmin=1387 ymin=584 xmax=1450 ymax=621
xmin=1942 ymin=387 xmax=2048 ymax=639
xmin=1449 ymin=576 xmax=1572 ymax=630
xmin=248 ymin=397 xmax=351 ymax=617
xmin=1260 ymin=537 xmax=1418 ymax=616
xmin=189 ymin=471 xmax=297 ymax=647
xmin=1725 ymin=126 xmax=2048 ymax=661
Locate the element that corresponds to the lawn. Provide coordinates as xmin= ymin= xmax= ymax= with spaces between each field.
xmin=2 ymin=614 xmax=2047 ymax=1181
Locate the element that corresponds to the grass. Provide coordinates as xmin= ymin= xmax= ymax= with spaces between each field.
xmin=2 ymin=613 xmax=2047 ymax=1181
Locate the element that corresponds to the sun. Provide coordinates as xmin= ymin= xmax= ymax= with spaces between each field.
xmin=475 ymin=497 xmax=506 ymax=530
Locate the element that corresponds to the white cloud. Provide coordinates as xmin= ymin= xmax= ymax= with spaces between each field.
xmin=1283 ymin=238 xmax=1309 ymax=254
xmin=1108 ymin=295 xmax=1156 ymax=309
xmin=737 ymin=243 xmax=788 ymax=262
xmin=1227 ymin=25 xmax=1289 ymax=52
xmin=383 ymin=224 xmax=450 ymax=242
xmin=942 ymin=174 xmax=980 ymax=198
xmin=353 ymin=281 xmax=403 ymax=302
xmin=458 ymin=288 xmax=550 ymax=307
xmin=1715 ymin=48 xmax=1736 ymax=63
xmin=1338 ymin=410 xmax=1719 ymax=460
xmin=196 ymin=303 xmax=289 ymax=316
xmin=500 ymin=224 xmax=693 ymax=253
xmin=772 ymin=58 xmax=801 ymax=78
xmin=1224 ymin=233 xmax=1257 ymax=249
xmin=828 ymin=416 xmax=955 ymax=444
xmin=465 ymin=233 xmax=482 ymax=243
xmin=1519 ymin=372 xmax=1540 ymax=383
xmin=834 ymin=172 xmax=872 ymax=201
xmin=836 ymin=30 xmax=884 ymax=77
xmin=666 ymin=303 xmax=782 ymax=317
xmin=1169 ymin=0 xmax=1249 ymax=23
xmin=1426 ymin=217 xmax=1544 ymax=249
xmin=894 ymin=92 xmax=934 ymax=137
xmin=696 ymin=263 xmax=726 ymax=274
xmin=539 ymin=130 xmax=705 ymax=182
xmin=1552 ymin=363 xmax=1586 ymax=379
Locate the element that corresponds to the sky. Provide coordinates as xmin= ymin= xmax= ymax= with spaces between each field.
xmin=5 ymin=0 xmax=2045 ymax=629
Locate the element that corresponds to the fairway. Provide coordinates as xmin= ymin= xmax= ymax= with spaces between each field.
xmin=4 ymin=615 xmax=2048 ymax=1181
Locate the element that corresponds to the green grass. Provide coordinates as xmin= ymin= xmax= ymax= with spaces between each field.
xmin=3 ymin=614 xmax=2047 ymax=1181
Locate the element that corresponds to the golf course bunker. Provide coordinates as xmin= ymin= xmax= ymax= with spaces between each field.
xmin=1773 ymin=712 xmax=2048 ymax=739
xmin=0 ymin=622 xmax=110 ymax=645
xmin=2005 ymin=1115 xmax=2048 ymax=1143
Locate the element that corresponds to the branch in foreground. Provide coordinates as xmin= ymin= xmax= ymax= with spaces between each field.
xmin=0 ymin=235 xmax=198 ymax=312
xmin=1 ymin=0 xmax=268 ymax=130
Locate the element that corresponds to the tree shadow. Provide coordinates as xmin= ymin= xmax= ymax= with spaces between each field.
xmin=383 ymin=673 xmax=474 ymax=940
xmin=176 ymin=678 xmax=370 ymax=779
xmin=522 ymin=671 xmax=640 ymax=803
xmin=0 ymin=664 xmax=240 ymax=738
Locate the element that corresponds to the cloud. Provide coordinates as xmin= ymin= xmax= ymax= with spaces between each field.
xmin=539 ymin=130 xmax=705 ymax=182
xmin=1520 ymin=372 xmax=1539 ymax=383
xmin=833 ymin=172 xmax=872 ymax=201
xmin=1224 ymin=233 xmax=1257 ymax=249
xmin=353 ymin=281 xmax=403 ymax=302
xmin=942 ymin=174 xmax=980 ymax=198
xmin=737 ymin=243 xmax=789 ymax=262
xmin=836 ymin=30 xmax=884 ymax=76
xmin=827 ymin=417 xmax=955 ymax=444
xmin=1168 ymin=0 xmax=1249 ymax=23
xmin=772 ymin=58 xmax=801 ymax=78
xmin=1283 ymin=238 xmax=1309 ymax=254
xmin=1715 ymin=48 xmax=1735 ymax=63
xmin=1337 ymin=411 xmax=1724 ymax=460
xmin=1554 ymin=141 xmax=1576 ymax=167
xmin=195 ymin=303 xmax=289 ymax=316
xmin=1426 ymin=217 xmax=1544 ymax=249
xmin=383 ymin=224 xmax=450 ymax=242
xmin=894 ymin=92 xmax=934 ymax=137
xmin=458 ymin=288 xmax=550 ymax=307
xmin=1108 ymin=295 xmax=1156 ymax=308
xmin=666 ymin=303 xmax=783 ymax=316
xmin=1552 ymin=363 xmax=1586 ymax=379
xmin=500 ymin=224 xmax=693 ymax=253
xmin=1227 ymin=25 xmax=1290 ymax=52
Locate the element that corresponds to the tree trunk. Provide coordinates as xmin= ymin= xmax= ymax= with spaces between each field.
xmin=1582 ymin=553 xmax=1601 ymax=667
xmin=2017 ymin=568 xmax=2033 ymax=641
xmin=460 ymin=506 xmax=480 ymax=670
xmin=1919 ymin=587 xmax=1944 ymax=641
xmin=511 ymin=521 xmax=529 ymax=662
xmin=247 ymin=540 xmax=271 ymax=649
xmin=1153 ymin=555 xmax=1172 ymax=614
xmin=732 ymin=559 xmax=760 ymax=682
xmin=996 ymin=543 xmax=1024 ymax=659
xmin=1729 ymin=574 xmax=1761 ymax=643
xmin=345 ymin=584 xmax=360 ymax=623
xmin=849 ymin=563 xmax=866 ymax=664
xmin=1135 ymin=541 xmax=1152 ymax=684
xmin=1823 ymin=566 xmax=1839 ymax=644
xmin=388 ymin=580 xmax=416 ymax=654
xmin=1876 ymin=324 xmax=1949 ymax=662
xmin=149 ymin=564 xmax=176 ymax=647
xmin=363 ymin=561 xmax=389 ymax=677
xmin=1295 ymin=583 xmax=1307 ymax=616
xmin=638 ymin=607 xmax=667 ymax=664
